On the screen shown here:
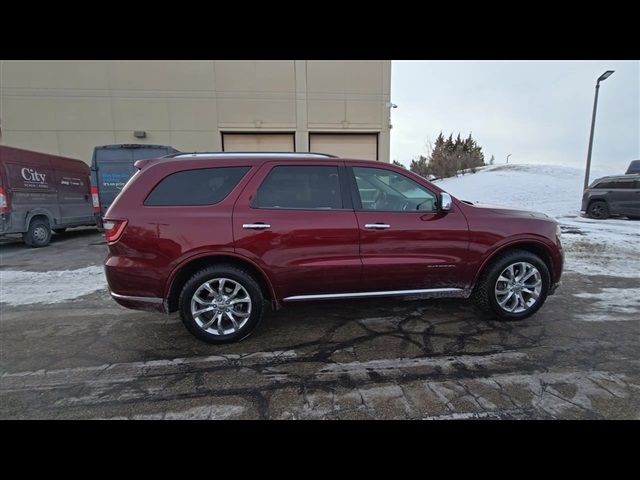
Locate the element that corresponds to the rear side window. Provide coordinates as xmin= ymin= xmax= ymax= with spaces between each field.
xmin=612 ymin=179 xmax=636 ymax=189
xmin=255 ymin=166 xmax=342 ymax=209
xmin=145 ymin=167 xmax=249 ymax=206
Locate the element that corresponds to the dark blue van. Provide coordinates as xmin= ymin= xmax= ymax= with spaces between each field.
xmin=91 ymin=144 xmax=178 ymax=227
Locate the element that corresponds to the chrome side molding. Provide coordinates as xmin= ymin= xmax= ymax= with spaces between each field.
xmin=110 ymin=292 xmax=164 ymax=304
xmin=283 ymin=288 xmax=463 ymax=302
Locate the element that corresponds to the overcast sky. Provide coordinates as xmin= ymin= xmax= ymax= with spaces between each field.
xmin=390 ymin=61 xmax=639 ymax=176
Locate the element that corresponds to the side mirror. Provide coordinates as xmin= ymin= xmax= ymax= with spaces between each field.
xmin=439 ymin=192 xmax=452 ymax=212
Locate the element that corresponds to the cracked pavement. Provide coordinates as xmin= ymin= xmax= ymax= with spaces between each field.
xmin=1 ymin=230 xmax=639 ymax=419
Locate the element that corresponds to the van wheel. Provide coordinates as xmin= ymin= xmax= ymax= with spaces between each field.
xmin=178 ymin=265 xmax=264 ymax=344
xmin=587 ymin=200 xmax=609 ymax=219
xmin=53 ymin=228 xmax=67 ymax=234
xmin=23 ymin=218 xmax=52 ymax=248
xmin=472 ymin=249 xmax=550 ymax=321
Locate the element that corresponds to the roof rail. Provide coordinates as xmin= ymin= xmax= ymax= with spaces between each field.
xmin=163 ymin=151 xmax=339 ymax=159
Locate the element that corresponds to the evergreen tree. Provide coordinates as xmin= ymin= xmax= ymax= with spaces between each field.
xmin=409 ymin=155 xmax=430 ymax=178
xmin=489 ymin=155 xmax=495 ymax=165
xmin=423 ymin=131 xmax=486 ymax=178
xmin=429 ymin=133 xmax=448 ymax=179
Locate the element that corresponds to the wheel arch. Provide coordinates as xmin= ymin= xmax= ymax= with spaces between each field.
xmin=25 ymin=209 xmax=54 ymax=231
xmin=472 ymin=240 xmax=557 ymax=289
xmin=165 ymin=253 xmax=278 ymax=313
xmin=587 ymin=196 xmax=608 ymax=209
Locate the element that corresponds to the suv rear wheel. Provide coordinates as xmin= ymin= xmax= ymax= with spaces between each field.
xmin=178 ymin=265 xmax=264 ymax=344
xmin=23 ymin=218 xmax=52 ymax=248
xmin=587 ymin=200 xmax=609 ymax=219
xmin=472 ymin=249 xmax=550 ymax=321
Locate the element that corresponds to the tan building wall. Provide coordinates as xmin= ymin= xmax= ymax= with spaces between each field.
xmin=0 ymin=60 xmax=391 ymax=164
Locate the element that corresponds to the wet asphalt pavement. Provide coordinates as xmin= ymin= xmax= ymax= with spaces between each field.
xmin=1 ymin=229 xmax=639 ymax=419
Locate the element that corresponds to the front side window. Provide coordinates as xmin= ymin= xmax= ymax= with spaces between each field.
xmin=144 ymin=167 xmax=250 ymax=206
xmin=594 ymin=181 xmax=613 ymax=189
xmin=255 ymin=165 xmax=342 ymax=209
xmin=352 ymin=167 xmax=437 ymax=212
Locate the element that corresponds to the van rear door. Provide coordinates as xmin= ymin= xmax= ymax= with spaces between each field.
xmin=94 ymin=146 xmax=176 ymax=216
xmin=96 ymin=150 xmax=135 ymax=216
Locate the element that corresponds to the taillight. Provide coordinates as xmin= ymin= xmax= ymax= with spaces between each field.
xmin=0 ymin=186 xmax=8 ymax=213
xmin=103 ymin=219 xmax=128 ymax=244
xmin=91 ymin=186 xmax=100 ymax=212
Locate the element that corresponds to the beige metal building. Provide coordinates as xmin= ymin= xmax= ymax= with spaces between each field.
xmin=0 ymin=61 xmax=392 ymax=164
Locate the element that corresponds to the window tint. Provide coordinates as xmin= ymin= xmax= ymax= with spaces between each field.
xmin=255 ymin=166 xmax=342 ymax=209
xmin=145 ymin=167 xmax=249 ymax=206
xmin=612 ymin=179 xmax=635 ymax=189
xmin=595 ymin=181 xmax=615 ymax=189
xmin=353 ymin=167 xmax=437 ymax=212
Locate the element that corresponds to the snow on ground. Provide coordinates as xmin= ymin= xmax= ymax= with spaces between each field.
xmin=0 ymin=266 xmax=107 ymax=306
xmin=435 ymin=164 xmax=640 ymax=278
xmin=573 ymin=288 xmax=640 ymax=321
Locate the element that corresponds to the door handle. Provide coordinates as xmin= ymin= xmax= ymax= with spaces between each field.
xmin=243 ymin=223 xmax=271 ymax=230
xmin=365 ymin=223 xmax=391 ymax=229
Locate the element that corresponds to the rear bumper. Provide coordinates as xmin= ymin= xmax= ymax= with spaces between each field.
xmin=109 ymin=291 xmax=168 ymax=313
xmin=104 ymin=258 xmax=168 ymax=313
xmin=0 ymin=212 xmax=18 ymax=235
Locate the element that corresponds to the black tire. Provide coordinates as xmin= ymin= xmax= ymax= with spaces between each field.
xmin=587 ymin=200 xmax=609 ymax=219
xmin=627 ymin=216 xmax=640 ymax=220
xmin=23 ymin=218 xmax=52 ymax=248
xmin=178 ymin=265 xmax=264 ymax=344
xmin=471 ymin=249 xmax=550 ymax=321
xmin=53 ymin=228 xmax=67 ymax=234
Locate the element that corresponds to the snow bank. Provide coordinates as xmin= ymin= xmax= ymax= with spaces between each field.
xmin=0 ymin=266 xmax=108 ymax=306
xmin=435 ymin=164 xmax=640 ymax=278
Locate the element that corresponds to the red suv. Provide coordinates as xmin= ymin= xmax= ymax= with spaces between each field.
xmin=104 ymin=153 xmax=563 ymax=343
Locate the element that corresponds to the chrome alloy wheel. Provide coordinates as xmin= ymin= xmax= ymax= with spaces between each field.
xmin=190 ymin=278 xmax=252 ymax=335
xmin=494 ymin=262 xmax=542 ymax=314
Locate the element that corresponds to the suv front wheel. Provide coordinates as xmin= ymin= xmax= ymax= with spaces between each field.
xmin=587 ymin=200 xmax=609 ymax=219
xmin=472 ymin=249 xmax=550 ymax=321
xmin=178 ymin=265 xmax=264 ymax=344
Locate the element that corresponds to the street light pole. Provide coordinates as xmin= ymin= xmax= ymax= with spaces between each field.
xmin=583 ymin=70 xmax=614 ymax=191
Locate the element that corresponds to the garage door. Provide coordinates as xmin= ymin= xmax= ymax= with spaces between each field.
xmin=222 ymin=133 xmax=295 ymax=152
xmin=309 ymin=133 xmax=378 ymax=160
